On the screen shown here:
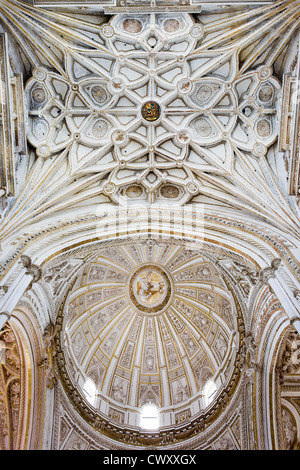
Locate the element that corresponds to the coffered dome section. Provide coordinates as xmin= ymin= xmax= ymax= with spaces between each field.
xmin=59 ymin=241 xmax=240 ymax=435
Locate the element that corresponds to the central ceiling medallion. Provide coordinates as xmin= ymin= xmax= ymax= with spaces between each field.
xmin=141 ymin=101 xmax=161 ymax=122
xmin=128 ymin=264 xmax=172 ymax=314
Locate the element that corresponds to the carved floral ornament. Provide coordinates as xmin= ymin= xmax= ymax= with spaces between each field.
xmin=25 ymin=12 xmax=280 ymax=206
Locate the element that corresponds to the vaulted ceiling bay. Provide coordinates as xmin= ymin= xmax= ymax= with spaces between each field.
xmin=0 ymin=0 xmax=299 ymax=450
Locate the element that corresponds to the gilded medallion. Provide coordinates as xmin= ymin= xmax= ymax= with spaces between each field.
xmin=128 ymin=265 xmax=172 ymax=314
xmin=141 ymin=101 xmax=161 ymax=122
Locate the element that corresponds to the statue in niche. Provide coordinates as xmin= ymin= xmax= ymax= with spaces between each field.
xmin=39 ymin=323 xmax=58 ymax=389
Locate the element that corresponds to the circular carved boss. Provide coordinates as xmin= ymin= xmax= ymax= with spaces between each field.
xmin=141 ymin=101 xmax=161 ymax=122
xmin=128 ymin=264 xmax=173 ymax=314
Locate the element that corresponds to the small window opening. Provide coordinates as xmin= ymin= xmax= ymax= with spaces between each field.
xmin=203 ymin=380 xmax=217 ymax=407
xmin=140 ymin=404 xmax=159 ymax=430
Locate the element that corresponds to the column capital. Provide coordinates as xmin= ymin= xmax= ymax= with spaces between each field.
xmin=20 ymin=255 xmax=42 ymax=290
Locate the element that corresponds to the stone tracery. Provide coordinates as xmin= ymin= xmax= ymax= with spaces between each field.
xmin=24 ymin=11 xmax=281 ymax=205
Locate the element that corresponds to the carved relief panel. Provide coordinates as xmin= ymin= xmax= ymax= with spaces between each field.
xmin=0 ymin=323 xmax=23 ymax=450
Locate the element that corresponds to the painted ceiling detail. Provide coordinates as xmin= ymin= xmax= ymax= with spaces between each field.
xmin=24 ymin=12 xmax=281 ymax=205
xmin=60 ymin=242 xmax=239 ymax=430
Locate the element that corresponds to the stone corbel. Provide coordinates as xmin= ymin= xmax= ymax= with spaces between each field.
xmin=20 ymin=255 xmax=42 ymax=291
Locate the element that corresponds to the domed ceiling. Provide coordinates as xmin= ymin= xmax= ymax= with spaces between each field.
xmin=58 ymin=240 xmax=242 ymax=441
